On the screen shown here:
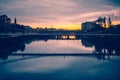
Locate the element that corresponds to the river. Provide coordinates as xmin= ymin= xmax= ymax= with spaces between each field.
xmin=0 ymin=35 xmax=120 ymax=80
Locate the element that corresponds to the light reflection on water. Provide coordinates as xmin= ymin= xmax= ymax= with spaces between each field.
xmin=16 ymin=40 xmax=94 ymax=53
xmin=0 ymin=36 xmax=120 ymax=80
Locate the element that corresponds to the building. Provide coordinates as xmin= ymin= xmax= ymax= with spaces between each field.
xmin=95 ymin=16 xmax=112 ymax=28
xmin=14 ymin=17 xmax=17 ymax=24
xmin=7 ymin=18 xmax=11 ymax=24
xmin=81 ymin=16 xmax=113 ymax=31
xmin=95 ymin=17 xmax=106 ymax=28
xmin=81 ymin=22 xmax=97 ymax=31
xmin=0 ymin=15 xmax=11 ymax=27
xmin=107 ymin=16 xmax=112 ymax=27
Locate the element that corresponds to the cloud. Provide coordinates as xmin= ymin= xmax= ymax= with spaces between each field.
xmin=106 ymin=0 xmax=120 ymax=7
xmin=0 ymin=0 xmax=120 ymax=27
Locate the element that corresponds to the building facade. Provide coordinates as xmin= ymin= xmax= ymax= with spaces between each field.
xmin=82 ymin=22 xmax=97 ymax=31
xmin=0 ymin=15 xmax=11 ymax=27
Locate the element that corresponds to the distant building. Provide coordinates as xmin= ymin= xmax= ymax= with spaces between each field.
xmin=14 ymin=17 xmax=17 ymax=24
xmin=81 ymin=22 xmax=97 ymax=31
xmin=95 ymin=17 xmax=106 ymax=28
xmin=103 ymin=17 xmax=106 ymax=28
xmin=0 ymin=15 xmax=11 ymax=27
xmin=108 ymin=16 xmax=112 ymax=27
xmin=95 ymin=16 xmax=112 ymax=28
xmin=81 ymin=16 xmax=113 ymax=31
xmin=0 ymin=14 xmax=34 ymax=33
xmin=7 ymin=18 xmax=11 ymax=24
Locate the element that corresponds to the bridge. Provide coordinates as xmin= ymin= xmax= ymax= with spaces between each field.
xmin=11 ymin=53 xmax=117 ymax=56
xmin=1 ymin=33 xmax=120 ymax=36
xmin=0 ymin=33 xmax=120 ymax=39
xmin=0 ymin=33 xmax=120 ymax=41
xmin=0 ymin=53 xmax=119 ymax=65
xmin=10 ymin=53 xmax=118 ymax=60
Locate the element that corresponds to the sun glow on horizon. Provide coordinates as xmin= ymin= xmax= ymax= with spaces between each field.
xmin=112 ymin=20 xmax=120 ymax=25
xmin=21 ymin=20 xmax=120 ymax=30
xmin=21 ymin=23 xmax=82 ymax=30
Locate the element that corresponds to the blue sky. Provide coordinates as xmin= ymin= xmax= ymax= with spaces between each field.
xmin=0 ymin=0 xmax=120 ymax=28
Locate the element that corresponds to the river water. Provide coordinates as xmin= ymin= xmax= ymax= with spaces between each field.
xmin=0 ymin=35 xmax=120 ymax=80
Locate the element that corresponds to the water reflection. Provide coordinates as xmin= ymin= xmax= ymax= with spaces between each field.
xmin=0 ymin=35 xmax=120 ymax=60
xmin=81 ymin=36 xmax=120 ymax=54
xmin=81 ymin=36 xmax=120 ymax=60
xmin=0 ymin=35 xmax=120 ymax=80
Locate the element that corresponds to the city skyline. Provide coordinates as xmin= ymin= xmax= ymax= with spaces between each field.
xmin=0 ymin=0 xmax=120 ymax=30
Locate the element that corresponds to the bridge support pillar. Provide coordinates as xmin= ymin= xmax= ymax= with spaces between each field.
xmin=56 ymin=35 xmax=62 ymax=39
xmin=67 ymin=35 xmax=69 ymax=39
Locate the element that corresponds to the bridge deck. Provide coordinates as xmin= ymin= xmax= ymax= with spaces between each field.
xmin=1 ymin=33 xmax=120 ymax=36
xmin=11 ymin=53 xmax=117 ymax=56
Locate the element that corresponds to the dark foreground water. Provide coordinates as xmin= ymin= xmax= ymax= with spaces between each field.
xmin=1 ymin=56 xmax=120 ymax=80
xmin=0 ymin=35 xmax=120 ymax=80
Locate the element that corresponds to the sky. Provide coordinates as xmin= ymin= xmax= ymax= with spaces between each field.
xmin=0 ymin=0 xmax=120 ymax=30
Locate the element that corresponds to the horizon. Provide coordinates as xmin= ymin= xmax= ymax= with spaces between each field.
xmin=0 ymin=0 xmax=120 ymax=30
